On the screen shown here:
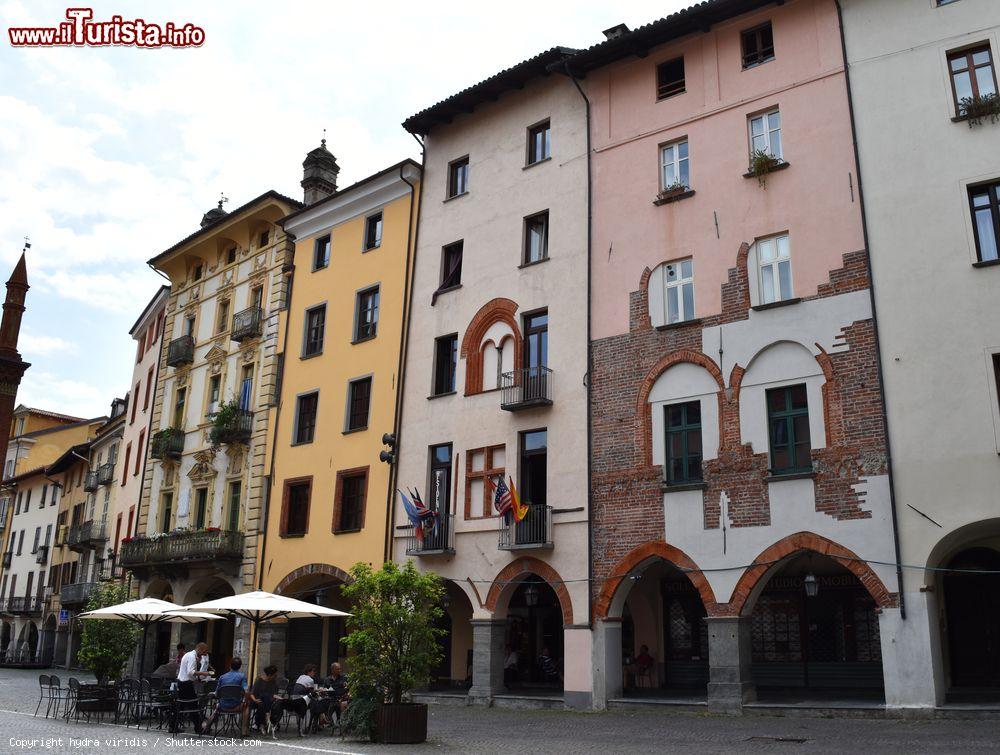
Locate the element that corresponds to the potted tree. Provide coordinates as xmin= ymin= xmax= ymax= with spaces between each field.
xmin=341 ymin=561 xmax=444 ymax=744
xmin=77 ymin=582 xmax=138 ymax=712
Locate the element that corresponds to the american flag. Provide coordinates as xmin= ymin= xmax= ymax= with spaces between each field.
xmin=492 ymin=475 xmax=512 ymax=516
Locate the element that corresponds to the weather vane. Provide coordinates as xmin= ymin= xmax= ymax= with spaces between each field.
xmin=22 ymin=236 xmax=30 ymax=252
xmin=321 ymin=128 xmax=327 ymax=149
xmin=218 ymin=193 xmax=229 ymax=210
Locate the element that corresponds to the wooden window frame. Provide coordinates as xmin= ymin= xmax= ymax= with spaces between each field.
xmin=968 ymin=180 xmax=1000 ymax=263
xmin=280 ymin=476 xmax=312 ymax=537
xmin=364 ymin=212 xmax=383 ymax=251
xmin=756 ymin=233 xmax=793 ymax=304
xmin=303 ymin=303 xmax=327 ymax=357
xmin=664 ymin=401 xmax=703 ymax=484
xmin=948 ymin=44 xmax=998 ymax=116
xmin=438 ymin=241 xmax=463 ymax=293
xmin=522 ymin=211 xmax=549 ymax=266
xmin=663 ymin=258 xmax=695 ymax=324
xmin=659 ymin=138 xmax=690 ymax=191
xmin=748 ymin=108 xmax=782 ymax=161
xmin=293 ymin=391 xmax=319 ymax=445
xmin=447 ymin=156 xmax=470 ymax=198
xmin=526 ymin=120 xmax=551 ymax=165
xmin=215 ymin=298 xmax=230 ymax=335
xmin=353 ymin=285 xmax=380 ymax=343
xmin=227 ymin=480 xmax=241 ymax=532
xmin=332 ymin=466 xmax=369 ymax=534
xmin=464 ymin=444 xmax=505 ymax=519
xmin=313 ymin=234 xmax=331 ymax=271
xmin=656 ymin=57 xmax=685 ymax=100
xmin=432 ymin=334 xmax=458 ymax=396
xmin=766 ymin=384 xmax=812 ymax=474
xmin=344 ymin=376 xmax=372 ymax=433
xmin=741 ymin=22 xmax=775 ymax=69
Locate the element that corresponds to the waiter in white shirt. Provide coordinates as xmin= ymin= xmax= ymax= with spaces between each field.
xmin=177 ymin=642 xmax=211 ymax=734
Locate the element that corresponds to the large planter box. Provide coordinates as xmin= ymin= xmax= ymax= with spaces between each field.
xmin=375 ymin=702 xmax=427 ymax=744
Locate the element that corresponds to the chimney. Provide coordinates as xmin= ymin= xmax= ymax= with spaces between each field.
xmin=603 ymin=23 xmax=630 ymax=40
xmin=301 ymin=138 xmax=340 ymax=205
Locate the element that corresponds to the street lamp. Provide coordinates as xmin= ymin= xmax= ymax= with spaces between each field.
xmin=524 ymin=583 xmax=539 ymax=607
xmin=803 ymin=572 xmax=819 ymax=597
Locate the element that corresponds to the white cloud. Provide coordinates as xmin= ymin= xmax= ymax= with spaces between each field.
xmin=14 ymin=371 xmax=107 ymax=419
xmin=19 ymin=329 xmax=78 ymax=357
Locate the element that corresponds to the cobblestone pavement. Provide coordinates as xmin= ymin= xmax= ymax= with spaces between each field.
xmin=2 ymin=669 xmax=1000 ymax=753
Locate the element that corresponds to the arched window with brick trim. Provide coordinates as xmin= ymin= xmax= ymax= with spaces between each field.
xmin=460 ymin=298 xmax=522 ymax=395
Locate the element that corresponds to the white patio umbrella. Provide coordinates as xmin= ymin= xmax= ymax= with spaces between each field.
xmin=79 ymin=597 xmax=221 ymax=679
xmin=174 ymin=590 xmax=351 ymax=681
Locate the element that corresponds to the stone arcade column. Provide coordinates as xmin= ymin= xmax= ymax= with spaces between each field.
xmin=467 ymin=619 xmax=505 ymax=705
xmin=591 ymin=619 xmax=623 ymax=709
xmin=706 ymin=616 xmax=756 ymax=713
xmin=254 ymin=622 xmax=287 ymax=678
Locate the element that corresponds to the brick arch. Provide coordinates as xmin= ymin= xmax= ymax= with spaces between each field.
xmin=274 ymin=563 xmax=353 ymax=595
xmin=728 ymin=531 xmax=896 ymax=616
xmin=635 ymin=349 xmax=725 ymax=466
xmin=594 ymin=541 xmax=718 ymax=620
xmin=460 ymin=298 xmax=522 ymax=395
xmin=485 ymin=557 xmax=573 ymax=625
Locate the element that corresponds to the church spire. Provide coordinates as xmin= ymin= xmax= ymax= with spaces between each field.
xmin=0 ymin=251 xmax=29 ymax=356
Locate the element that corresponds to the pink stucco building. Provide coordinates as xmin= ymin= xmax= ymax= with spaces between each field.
xmin=573 ymin=0 xmax=900 ymax=711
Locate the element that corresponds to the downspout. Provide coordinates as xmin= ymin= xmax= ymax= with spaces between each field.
xmin=835 ymin=0 xmax=905 ymax=619
xmin=258 ymin=243 xmax=296 ymax=590
xmin=561 ymin=60 xmax=594 ymax=629
xmin=137 ymin=327 xmax=164 ymax=539
xmin=383 ymin=149 xmax=424 ymax=563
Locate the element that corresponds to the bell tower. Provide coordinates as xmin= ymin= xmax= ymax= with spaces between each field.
xmin=0 ymin=251 xmax=30 ymax=449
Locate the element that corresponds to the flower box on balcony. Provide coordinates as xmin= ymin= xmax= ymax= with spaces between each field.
xmin=151 ymin=428 xmax=184 ymax=460
xmin=209 ymin=401 xmax=253 ymax=446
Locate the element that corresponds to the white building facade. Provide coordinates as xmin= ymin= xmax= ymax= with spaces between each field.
xmin=841 ymin=0 xmax=1000 ymax=709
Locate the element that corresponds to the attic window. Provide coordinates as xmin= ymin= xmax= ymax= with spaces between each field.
xmin=193 ymin=264 xmax=203 ymax=281
xmin=226 ymin=247 xmax=237 ymax=265
xmin=656 ymin=58 xmax=685 ymax=100
xmin=259 ymin=230 xmax=269 ymax=248
xmin=741 ymin=23 xmax=775 ymax=69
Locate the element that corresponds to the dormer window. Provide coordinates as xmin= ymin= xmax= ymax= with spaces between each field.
xmin=656 ymin=57 xmax=685 ymax=100
xmin=259 ymin=229 xmax=269 ymax=248
xmin=193 ymin=264 xmax=203 ymax=281
xmin=226 ymin=247 xmax=237 ymax=265
xmin=741 ymin=22 xmax=775 ymax=69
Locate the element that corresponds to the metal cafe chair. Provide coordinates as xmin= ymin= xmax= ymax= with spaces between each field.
xmin=208 ymin=684 xmax=246 ymax=736
xmin=33 ymin=674 xmax=50 ymax=717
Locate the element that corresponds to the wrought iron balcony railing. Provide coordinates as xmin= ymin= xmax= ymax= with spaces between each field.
xmin=231 ymin=306 xmax=263 ymax=342
xmin=500 ymin=367 xmax=553 ymax=411
xmin=210 ymin=410 xmax=253 ymax=446
xmin=150 ymin=428 xmax=185 ymax=460
xmin=83 ymin=471 xmax=99 ymax=492
xmin=166 ymin=335 xmax=195 ymax=367
xmin=120 ymin=529 xmax=245 ymax=571
xmin=402 ymin=512 xmax=455 ymax=556
xmin=60 ymin=581 xmax=98 ymax=608
xmin=97 ymin=462 xmax=114 ymax=486
xmin=7 ymin=596 xmax=42 ymax=615
xmin=497 ymin=505 xmax=553 ymax=550
xmin=68 ymin=520 xmax=107 ymax=551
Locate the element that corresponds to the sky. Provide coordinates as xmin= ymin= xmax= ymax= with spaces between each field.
xmin=0 ymin=0 xmax=692 ymax=419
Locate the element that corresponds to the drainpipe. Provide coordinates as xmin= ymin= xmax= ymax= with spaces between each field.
xmin=835 ymin=0 xmax=905 ymax=619
xmin=383 ymin=148 xmax=424 ymax=563
xmin=137 ymin=324 xmax=165 ymax=540
xmin=258 ymin=244 xmax=297 ymax=590
xmin=559 ymin=60 xmax=595 ymax=629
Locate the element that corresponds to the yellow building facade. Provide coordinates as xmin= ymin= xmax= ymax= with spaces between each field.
xmin=256 ymin=159 xmax=420 ymax=676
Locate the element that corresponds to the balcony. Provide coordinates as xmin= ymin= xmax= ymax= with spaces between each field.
xmin=166 ymin=335 xmax=195 ymax=367
xmin=231 ymin=306 xmax=263 ymax=342
xmin=68 ymin=520 xmax=107 ymax=552
xmin=120 ymin=529 xmax=245 ymax=579
xmin=402 ymin=512 xmax=455 ymax=556
xmin=498 ymin=505 xmax=553 ymax=551
xmin=2 ymin=552 xmax=11 ymax=568
xmin=60 ymin=581 xmax=98 ymax=608
xmin=97 ymin=462 xmax=114 ymax=486
xmin=209 ymin=409 xmax=253 ymax=446
xmin=83 ymin=471 xmax=99 ymax=492
xmin=34 ymin=545 xmax=48 ymax=565
xmin=150 ymin=428 xmax=185 ymax=461
xmin=500 ymin=367 xmax=553 ymax=411
xmin=7 ymin=596 xmax=42 ymax=615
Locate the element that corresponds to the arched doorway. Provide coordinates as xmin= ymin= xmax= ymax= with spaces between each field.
xmin=40 ymin=615 xmax=56 ymax=666
xmin=275 ymin=568 xmax=351 ymax=681
xmin=943 ymin=547 xmax=1000 ymax=697
xmin=745 ymin=552 xmax=884 ymax=699
xmin=504 ymin=577 xmax=564 ymax=691
xmin=185 ymin=578 xmax=235 ymax=673
xmin=17 ymin=622 xmax=39 ymax=662
xmin=428 ymin=581 xmax=473 ymax=690
xmin=619 ymin=560 xmax=709 ymax=696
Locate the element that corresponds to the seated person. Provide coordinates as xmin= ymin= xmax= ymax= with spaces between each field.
xmin=318 ymin=662 xmax=349 ymax=726
xmin=248 ymin=665 xmax=279 ymax=736
xmin=204 ymin=657 xmax=248 ymax=732
xmin=286 ymin=663 xmax=318 ymax=723
xmin=624 ymin=644 xmax=655 ymax=689
xmin=538 ymin=647 xmax=562 ymax=682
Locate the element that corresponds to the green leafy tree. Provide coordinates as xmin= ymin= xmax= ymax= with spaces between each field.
xmin=76 ymin=582 xmax=139 ymax=683
xmin=342 ymin=561 xmax=444 ymax=706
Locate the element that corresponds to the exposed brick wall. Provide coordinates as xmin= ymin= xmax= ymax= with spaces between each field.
xmin=591 ymin=246 xmax=890 ymax=614
xmin=485 ymin=556 xmax=573 ymax=625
